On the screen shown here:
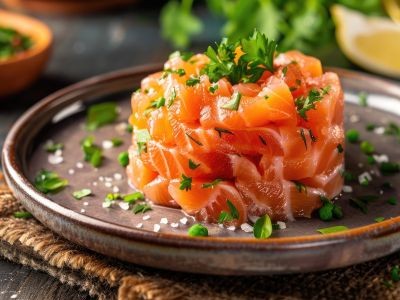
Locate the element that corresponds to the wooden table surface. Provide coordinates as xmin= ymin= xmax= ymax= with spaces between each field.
xmin=0 ymin=3 xmax=354 ymax=299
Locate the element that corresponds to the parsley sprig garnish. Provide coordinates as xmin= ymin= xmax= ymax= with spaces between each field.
xmin=203 ymin=29 xmax=276 ymax=84
xmin=179 ymin=174 xmax=192 ymax=191
xmin=218 ymin=200 xmax=239 ymax=223
xmin=295 ymin=86 xmax=330 ymax=120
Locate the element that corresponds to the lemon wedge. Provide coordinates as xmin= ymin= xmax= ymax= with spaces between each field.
xmin=331 ymin=4 xmax=400 ymax=78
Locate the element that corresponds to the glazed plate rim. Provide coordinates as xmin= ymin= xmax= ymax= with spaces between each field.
xmin=2 ymin=65 xmax=400 ymax=259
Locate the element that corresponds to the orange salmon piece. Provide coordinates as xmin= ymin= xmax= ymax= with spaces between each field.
xmin=143 ymin=176 xmax=179 ymax=208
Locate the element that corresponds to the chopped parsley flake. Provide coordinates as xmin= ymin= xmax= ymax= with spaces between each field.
xmin=81 ymin=136 xmax=103 ymax=167
xmin=388 ymin=196 xmax=397 ymax=205
xmin=221 ymin=92 xmax=242 ymax=111
xmin=391 ymin=266 xmax=400 ymax=282
xmin=188 ymin=159 xmax=200 ymax=170
xmin=13 ymin=211 xmax=33 ymax=219
xmin=136 ymin=129 xmax=151 ymax=154
xmin=111 ymin=138 xmax=123 ymax=147
xmin=149 ymin=97 xmax=166 ymax=109
xmin=34 ymin=169 xmax=68 ymax=194
xmin=360 ymin=141 xmax=374 ymax=154
xmin=295 ymin=86 xmax=330 ymax=120
xmin=86 ymin=102 xmax=118 ymax=131
xmin=186 ymin=76 xmax=200 ymax=86
xmin=358 ymin=91 xmax=368 ymax=107
xmin=218 ymin=199 xmax=239 ymax=223
xmin=380 ymin=162 xmax=400 ymax=174
xmin=202 ymin=179 xmax=222 ymax=189
xmin=44 ymin=141 xmax=63 ymax=153
xmin=282 ymin=66 xmax=288 ymax=76
xmin=253 ymin=214 xmax=273 ymax=239
xmin=209 ymin=84 xmax=219 ymax=93
xmin=374 ymin=217 xmax=385 ymax=223
xmin=179 ymin=174 xmax=192 ymax=191
xmin=118 ymin=151 xmax=129 ymax=167
xmin=317 ymin=225 xmax=348 ymax=234
xmin=167 ymin=88 xmax=177 ymax=108
xmin=123 ymin=192 xmax=145 ymax=204
xmin=214 ymin=127 xmax=234 ymax=137
xmin=188 ymin=224 xmax=208 ymax=237
xmin=337 ymin=143 xmax=344 ymax=153
xmin=73 ymin=189 xmax=92 ymax=200
xmin=133 ymin=203 xmax=152 ymax=214
xmin=318 ymin=196 xmax=343 ymax=221
xmin=346 ymin=129 xmax=359 ymax=143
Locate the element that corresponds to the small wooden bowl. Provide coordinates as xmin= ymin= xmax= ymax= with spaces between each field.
xmin=0 ymin=9 xmax=52 ymax=98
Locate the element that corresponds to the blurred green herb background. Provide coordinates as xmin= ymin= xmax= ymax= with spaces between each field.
xmin=160 ymin=0 xmax=384 ymax=55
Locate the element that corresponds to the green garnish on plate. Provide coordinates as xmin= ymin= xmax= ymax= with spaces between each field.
xmin=73 ymin=189 xmax=92 ymax=200
xmin=133 ymin=203 xmax=152 ymax=214
xmin=118 ymin=151 xmax=129 ymax=167
xmin=346 ymin=129 xmax=359 ymax=143
xmin=86 ymin=102 xmax=119 ymax=131
xmin=123 ymin=192 xmax=145 ymax=204
xmin=179 ymin=174 xmax=192 ymax=191
xmin=13 ymin=211 xmax=33 ymax=219
xmin=317 ymin=225 xmax=348 ymax=234
xmin=318 ymin=196 xmax=343 ymax=221
xmin=81 ymin=136 xmax=103 ymax=167
xmin=202 ymin=179 xmax=222 ymax=189
xmin=188 ymin=224 xmax=208 ymax=237
xmin=34 ymin=169 xmax=68 ymax=194
xmin=221 ymin=92 xmax=242 ymax=111
xmin=253 ymin=214 xmax=273 ymax=239
xmin=44 ymin=141 xmax=64 ymax=153
xmin=217 ymin=200 xmax=239 ymax=224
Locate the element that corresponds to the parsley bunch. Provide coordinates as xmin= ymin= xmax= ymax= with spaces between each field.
xmin=203 ymin=29 xmax=276 ymax=84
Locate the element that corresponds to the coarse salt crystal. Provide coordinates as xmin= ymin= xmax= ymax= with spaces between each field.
xmin=102 ymin=202 xmax=112 ymax=208
xmin=380 ymin=190 xmax=384 ymax=195
xmin=240 ymin=223 xmax=253 ymax=233
xmin=48 ymin=154 xmax=63 ymax=165
xmin=105 ymin=182 xmax=112 ymax=188
xmin=10 ymin=294 xmax=18 ymax=299
xmin=227 ymin=225 xmax=236 ymax=231
xmin=115 ymin=122 xmax=128 ymax=135
xmin=112 ymin=186 xmax=120 ymax=193
xmin=136 ymin=223 xmax=143 ymax=228
xmin=179 ymin=217 xmax=188 ymax=225
xmin=374 ymin=127 xmax=385 ymax=135
xmin=153 ymin=224 xmax=161 ymax=232
xmin=170 ymin=223 xmax=179 ymax=228
xmin=342 ymin=185 xmax=353 ymax=193
xmin=105 ymin=177 xmax=113 ymax=182
xmin=143 ymin=215 xmax=151 ymax=221
xmin=218 ymin=224 xmax=224 ymax=228
xmin=277 ymin=221 xmax=287 ymax=230
xmin=80 ymin=209 xmax=86 ymax=213
xmin=349 ymin=115 xmax=360 ymax=123
xmin=54 ymin=149 xmax=63 ymax=157
xmin=119 ymin=202 xmax=130 ymax=210
xmin=160 ymin=217 xmax=168 ymax=224
xmin=92 ymin=182 xmax=98 ymax=186
xmin=99 ymin=176 xmax=104 ymax=182
xmin=68 ymin=169 xmax=75 ymax=175
xmin=373 ymin=154 xmax=389 ymax=163
xmin=76 ymin=162 xmax=84 ymax=169
xmin=102 ymin=140 xmax=114 ymax=149
xmin=83 ymin=202 xmax=89 ymax=206
xmin=114 ymin=173 xmax=123 ymax=180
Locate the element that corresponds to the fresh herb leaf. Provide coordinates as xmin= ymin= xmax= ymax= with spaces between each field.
xmin=126 ymin=124 xmax=133 ymax=133
xmin=185 ymin=132 xmax=203 ymax=146
xmin=13 ymin=211 xmax=33 ymax=219
xmin=0 ymin=27 xmax=33 ymax=59
xmin=350 ymin=195 xmax=379 ymax=214
xmin=380 ymin=162 xmax=400 ymax=174
xmin=73 ymin=189 xmax=92 ymax=200
xmin=221 ymin=92 xmax=242 ymax=111
xmin=295 ymin=87 xmax=329 ymax=120
xmin=86 ymin=102 xmax=118 ymax=131
xmin=133 ymin=203 xmax=152 ymax=214
xmin=188 ymin=223 xmax=208 ymax=237
xmin=282 ymin=66 xmax=288 ymax=76
xmin=318 ymin=196 xmax=343 ymax=221
xmin=186 ymin=76 xmax=200 ymax=86
xmin=34 ymin=170 xmax=68 ymax=194
xmin=209 ymin=84 xmax=219 ymax=93
xmin=341 ymin=170 xmax=356 ymax=182
xmin=202 ymin=179 xmax=222 ymax=189
xmin=81 ymin=136 xmax=103 ymax=167
xmin=317 ymin=225 xmax=348 ymax=234
xmin=214 ymin=127 xmax=234 ymax=137
xmin=118 ymin=151 xmax=129 ymax=167
xmin=149 ymin=97 xmax=166 ymax=109
xmin=188 ymin=159 xmax=200 ymax=170
xmin=346 ymin=129 xmax=360 ymax=143
xmin=367 ymin=155 xmax=376 ymax=165
xmin=374 ymin=217 xmax=385 ymax=222
xmin=111 ymin=138 xmax=123 ymax=147
xmin=123 ymin=192 xmax=145 ymax=204
xmin=388 ymin=196 xmax=397 ymax=205
xmin=253 ymin=214 xmax=273 ymax=239
xmin=366 ymin=123 xmax=376 ymax=131
xmin=217 ymin=199 xmax=239 ymax=223
xmin=360 ymin=141 xmax=374 ymax=154
xmin=358 ymin=91 xmax=368 ymax=107
xmin=391 ymin=266 xmax=400 ymax=282
xmin=179 ymin=174 xmax=192 ymax=191
xmin=44 ymin=141 xmax=64 ymax=153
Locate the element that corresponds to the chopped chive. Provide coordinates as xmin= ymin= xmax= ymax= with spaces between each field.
xmin=346 ymin=129 xmax=359 ymax=143
xmin=186 ymin=76 xmax=200 ymax=86
xmin=253 ymin=214 xmax=273 ymax=239
xmin=133 ymin=203 xmax=152 ymax=214
xmin=317 ymin=225 xmax=348 ymax=234
xmin=13 ymin=211 xmax=33 ymax=219
xmin=318 ymin=196 xmax=343 ymax=221
xmin=293 ymin=181 xmax=307 ymax=193
xmin=149 ymin=97 xmax=166 ymax=109
xmin=282 ymin=66 xmax=288 ymax=76
xmin=380 ymin=162 xmax=400 ymax=174
xmin=214 ymin=127 xmax=234 ymax=138
xmin=341 ymin=170 xmax=356 ymax=182
xmin=188 ymin=224 xmax=208 ymax=237
xmin=218 ymin=199 xmax=239 ymax=223
xmin=185 ymin=132 xmax=203 ymax=146
xmin=367 ymin=155 xmax=376 ymax=165
xmin=118 ymin=151 xmax=129 ymax=167
xmin=366 ymin=124 xmax=376 ymax=131
xmin=123 ymin=192 xmax=145 ymax=204
xmin=167 ymin=88 xmax=177 ymax=108
xmin=221 ymin=92 xmax=241 ymax=111
xmin=73 ymin=189 xmax=92 ymax=200
xmin=209 ymin=84 xmax=219 ymax=93
xmin=81 ymin=136 xmax=103 ymax=168
xmin=111 ymin=138 xmax=123 ymax=147
xmin=188 ymin=159 xmax=200 ymax=170
xmin=391 ymin=266 xmax=400 ymax=282
xmin=360 ymin=141 xmax=374 ymax=154
xmin=202 ymin=179 xmax=222 ymax=189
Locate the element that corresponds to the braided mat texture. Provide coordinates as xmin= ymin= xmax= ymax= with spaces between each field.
xmin=1 ymin=172 xmax=400 ymax=299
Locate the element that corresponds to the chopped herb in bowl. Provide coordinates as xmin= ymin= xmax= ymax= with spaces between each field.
xmin=0 ymin=27 xmax=33 ymax=60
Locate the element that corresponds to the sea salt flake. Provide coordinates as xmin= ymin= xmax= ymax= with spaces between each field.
xmin=143 ymin=215 xmax=151 ymax=221
xmin=380 ymin=190 xmax=384 ymax=195
xmin=160 ymin=217 xmax=168 ymax=224
xmin=54 ymin=149 xmax=63 ymax=157
xmin=153 ymin=224 xmax=161 ymax=232
xmin=277 ymin=221 xmax=287 ymax=230
xmin=102 ymin=140 xmax=114 ymax=149
xmin=112 ymin=186 xmax=120 ymax=193
xmin=240 ymin=223 xmax=253 ymax=233
xmin=227 ymin=225 xmax=236 ymax=231
xmin=10 ymin=294 xmax=18 ymax=299
xmin=119 ymin=202 xmax=130 ymax=210
xmin=342 ymin=185 xmax=353 ymax=193
xmin=170 ymin=223 xmax=179 ymax=228
xmin=114 ymin=173 xmax=123 ymax=180
xmin=80 ymin=209 xmax=86 ymax=213
xmin=179 ymin=217 xmax=188 ymax=225
xmin=359 ymin=172 xmax=372 ymax=184
xmin=99 ymin=176 xmax=104 ymax=182
xmin=136 ymin=223 xmax=143 ymax=228
xmin=76 ymin=162 xmax=84 ymax=169
xmin=105 ymin=182 xmax=112 ymax=188
xmin=48 ymin=154 xmax=63 ymax=165
xmin=68 ymin=169 xmax=75 ymax=175
xmin=102 ymin=202 xmax=112 ymax=208
xmin=373 ymin=154 xmax=389 ymax=163
xmin=83 ymin=202 xmax=89 ymax=206
xmin=373 ymin=127 xmax=385 ymax=135
xmin=349 ymin=114 xmax=360 ymax=123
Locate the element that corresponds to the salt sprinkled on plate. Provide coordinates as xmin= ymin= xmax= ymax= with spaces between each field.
xmin=114 ymin=173 xmax=123 ymax=180
xmin=102 ymin=202 xmax=112 ymax=208
xmin=112 ymin=186 xmax=120 ymax=193
xmin=160 ymin=217 xmax=168 ymax=224
xmin=349 ymin=114 xmax=360 ymax=123
xmin=143 ymin=215 xmax=151 ymax=221
xmin=76 ymin=162 xmax=84 ymax=169
xmin=380 ymin=190 xmax=384 ymax=195
xmin=373 ymin=127 xmax=385 ymax=135
xmin=102 ymin=140 xmax=114 ymax=149
xmin=99 ymin=176 xmax=104 ymax=182
xmin=80 ymin=209 xmax=86 ymax=213
xmin=119 ymin=202 xmax=130 ymax=210
xmin=170 ymin=223 xmax=179 ymax=228
xmin=48 ymin=154 xmax=63 ymax=165
xmin=373 ymin=154 xmax=389 ymax=163
xmin=83 ymin=202 xmax=89 ymax=206
xmin=105 ymin=177 xmax=113 ymax=182
xmin=10 ymin=294 xmax=18 ymax=299
xmin=136 ymin=223 xmax=143 ymax=228
xmin=277 ymin=221 xmax=286 ymax=229
xmin=342 ymin=185 xmax=353 ymax=193
xmin=227 ymin=225 xmax=236 ymax=231
xmin=105 ymin=182 xmax=112 ymax=188
xmin=179 ymin=217 xmax=188 ymax=225
xmin=68 ymin=169 xmax=75 ymax=175
xmin=153 ymin=224 xmax=161 ymax=232
xmin=240 ymin=223 xmax=253 ymax=233
xmin=54 ymin=149 xmax=63 ymax=157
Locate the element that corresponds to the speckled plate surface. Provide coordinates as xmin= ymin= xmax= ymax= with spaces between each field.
xmin=2 ymin=66 xmax=400 ymax=275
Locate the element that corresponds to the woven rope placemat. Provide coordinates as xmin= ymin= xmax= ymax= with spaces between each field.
xmin=1 ymin=172 xmax=400 ymax=300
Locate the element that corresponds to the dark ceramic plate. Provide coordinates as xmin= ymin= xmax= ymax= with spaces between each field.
xmin=3 ymin=66 xmax=400 ymax=275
